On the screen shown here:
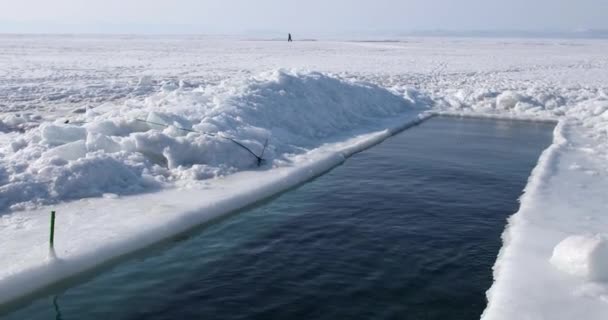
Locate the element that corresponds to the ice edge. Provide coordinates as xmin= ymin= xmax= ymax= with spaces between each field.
xmin=481 ymin=119 xmax=567 ymax=319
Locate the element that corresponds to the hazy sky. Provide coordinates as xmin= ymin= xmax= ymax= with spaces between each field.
xmin=1 ymin=0 xmax=606 ymax=34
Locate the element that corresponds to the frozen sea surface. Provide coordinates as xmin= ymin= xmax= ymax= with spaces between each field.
xmin=1 ymin=35 xmax=608 ymax=319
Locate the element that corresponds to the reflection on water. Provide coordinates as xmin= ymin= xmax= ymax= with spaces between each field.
xmin=53 ymin=296 xmax=62 ymax=320
xmin=3 ymin=117 xmax=555 ymax=320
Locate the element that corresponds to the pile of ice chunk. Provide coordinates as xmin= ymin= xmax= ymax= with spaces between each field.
xmin=0 ymin=113 xmax=39 ymax=133
xmin=0 ymin=70 xmax=416 ymax=212
xmin=432 ymin=86 xmax=608 ymax=119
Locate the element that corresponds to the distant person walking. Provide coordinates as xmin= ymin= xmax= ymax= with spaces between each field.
xmin=288 ymin=33 xmax=293 ymax=42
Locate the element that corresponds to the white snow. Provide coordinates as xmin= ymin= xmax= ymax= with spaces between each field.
xmin=1 ymin=35 xmax=608 ymax=318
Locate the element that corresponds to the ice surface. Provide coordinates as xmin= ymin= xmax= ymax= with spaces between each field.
xmin=1 ymin=35 xmax=608 ymax=318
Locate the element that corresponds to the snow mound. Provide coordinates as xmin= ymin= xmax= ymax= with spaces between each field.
xmin=0 ymin=70 xmax=419 ymax=212
xmin=550 ymin=234 xmax=608 ymax=281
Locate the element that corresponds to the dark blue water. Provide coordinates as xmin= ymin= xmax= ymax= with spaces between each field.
xmin=3 ymin=117 xmax=554 ymax=320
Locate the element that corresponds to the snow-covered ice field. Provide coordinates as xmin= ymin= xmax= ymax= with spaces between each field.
xmin=1 ymin=35 xmax=608 ymax=319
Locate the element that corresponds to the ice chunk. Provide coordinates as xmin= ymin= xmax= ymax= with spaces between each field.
xmin=86 ymin=132 xmax=121 ymax=153
xmin=2 ymin=114 xmax=27 ymax=127
xmin=86 ymin=119 xmax=148 ymax=137
xmin=137 ymin=75 xmax=153 ymax=87
xmin=550 ymin=234 xmax=608 ymax=281
xmin=0 ymin=181 xmax=49 ymax=210
xmin=10 ymin=138 xmax=28 ymax=152
xmin=71 ymin=106 xmax=87 ymax=114
xmin=51 ymin=155 xmax=152 ymax=200
xmin=40 ymin=124 xmax=87 ymax=146
xmin=0 ymin=114 xmax=31 ymax=132
xmin=132 ymin=75 xmax=155 ymax=95
xmin=496 ymin=91 xmax=525 ymax=110
xmin=161 ymin=80 xmax=179 ymax=92
xmin=146 ymin=112 xmax=192 ymax=131
xmin=0 ymin=167 xmax=7 ymax=185
xmin=42 ymin=140 xmax=87 ymax=161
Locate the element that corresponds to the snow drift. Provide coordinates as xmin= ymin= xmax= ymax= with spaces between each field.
xmin=0 ymin=70 xmax=421 ymax=213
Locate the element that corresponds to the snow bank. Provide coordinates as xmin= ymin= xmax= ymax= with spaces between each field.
xmin=0 ymin=70 xmax=420 ymax=212
xmin=550 ymin=234 xmax=608 ymax=281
